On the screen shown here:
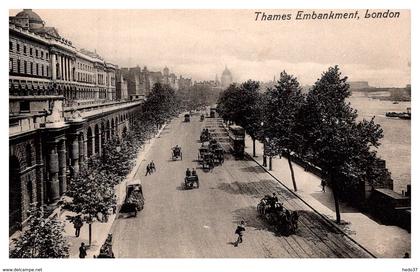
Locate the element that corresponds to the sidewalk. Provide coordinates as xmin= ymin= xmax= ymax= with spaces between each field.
xmin=61 ymin=123 xmax=167 ymax=258
xmin=244 ymin=135 xmax=410 ymax=258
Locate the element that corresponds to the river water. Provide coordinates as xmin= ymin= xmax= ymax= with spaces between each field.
xmin=348 ymin=92 xmax=411 ymax=194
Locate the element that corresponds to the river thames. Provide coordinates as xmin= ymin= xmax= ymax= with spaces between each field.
xmin=349 ymin=92 xmax=411 ymax=194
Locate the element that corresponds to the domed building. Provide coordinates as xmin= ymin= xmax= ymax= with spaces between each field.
xmin=13 ymin=9 xmax=45 ymax=30
xmin=221 ymin=66 xmax=233 ymax=88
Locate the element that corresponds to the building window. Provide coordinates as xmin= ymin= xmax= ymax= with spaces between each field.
xmin=17 ymin=59 xmax=21 ymax=74
xmin=24 ymin=61 xmax=27 ymax=74
xmin=30 ymin=47 xmax=33 ymax=56
xmin=41 ymin=51 xmax=44 ymax=59
xmin=35 ymin=63 xmax=38 ymax=76
xmin=9 ymin=41 xmax=13 ymax=51
xmin=30 ymin=62 xmax=33 ymax=75
xmin=46 ymin=66 xmax=49 ymax=77
xmin=35 ymin=49 xmax=38 ymax=58
xmin=23 ymin=45 xmax=27 ymax=55
xmin=16 ymin=43 xmax=20 ymax=53
xmin=46 ymin=52 xmax=49 ymax=60
xmin=41 ymin=64 xmax=44 ymax=76
xmin=20 ymin=101 xmax=30 ymax=113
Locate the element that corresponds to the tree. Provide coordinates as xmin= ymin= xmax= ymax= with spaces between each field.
xmin=10 ymin=204 xmax=69 ymax=258
xmin=66 ymin=161 xmax=116 ymax=246
xmin=143 ymin=83 xmax=178 ymax=128
xmin=263 ymin=71 xmax=305 ymax=191
xmin=300 ymin=66 xmax=383 ymax=223
xmin=237 ymin=80 xmax=263 ymax=157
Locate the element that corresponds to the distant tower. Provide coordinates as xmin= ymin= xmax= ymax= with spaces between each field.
xmin=163 ymin=66 xmax=170 ymax=84
xmin=221 ymin=66 xmax=233 ymax=89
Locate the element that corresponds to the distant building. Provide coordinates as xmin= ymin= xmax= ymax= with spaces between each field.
xmin=349 ymin=81 xmax=370 ymax=90
xmin=221 ymin=66 xmax=233 ymax=88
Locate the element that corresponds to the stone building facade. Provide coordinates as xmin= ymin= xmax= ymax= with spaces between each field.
xmin=9 ymin=9 xmax=140 ymax=235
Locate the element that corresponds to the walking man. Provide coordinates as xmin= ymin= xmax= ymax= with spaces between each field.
xmin=321 ymin=179 xmax=326 ymax=192
xmin=234 ymin=220 xmax=246 ymax=247
xmin=73 ymin=216 xmax=83 ymax=237
xmin=145 ymin=164 xmax=151 ymax=176
xmin=150 ymin=161 xmax=156 ymax=173
xmin=79 ymin=242 xmax=87 ymax=258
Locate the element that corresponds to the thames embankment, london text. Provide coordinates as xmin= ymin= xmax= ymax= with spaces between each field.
xmin=254 ymin=10 xmax=401 ymax=21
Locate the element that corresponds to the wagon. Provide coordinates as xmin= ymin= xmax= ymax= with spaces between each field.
xmin=119 ymin=179 xmax=144 ymax=217
xmin=172 ymin=146 xmax=183 ymax=160
xmin=184 ymin=175 xmax=199 ymax=189
xmin=201 ymin=152 xmax=214 ymax=170
xmin=257 ymin=196 xmax=298 ymax=236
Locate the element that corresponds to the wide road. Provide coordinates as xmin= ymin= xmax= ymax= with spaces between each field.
xmin=111 ymin=114 xmax=372 ymax=258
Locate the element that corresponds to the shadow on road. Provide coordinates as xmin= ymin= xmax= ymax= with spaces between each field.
xmin=232 ymin=206 xmax=277 ymax=234
xmin=216 ymin=180 xmax=297 ymax=201
xmin=239 ymin=165 xmax=266 ymax=173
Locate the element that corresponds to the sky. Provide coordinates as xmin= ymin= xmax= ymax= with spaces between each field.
xmin=10 ymin=9 xmax=411 ymax=87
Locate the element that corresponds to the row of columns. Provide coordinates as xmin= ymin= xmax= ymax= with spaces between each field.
xmin=51 ymin=52 xmax=74 ymax=82
xmin=46 ymin=119 xmax=128 ymax=203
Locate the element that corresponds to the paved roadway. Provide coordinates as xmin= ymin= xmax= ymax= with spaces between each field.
xmin=111 ymin=114 xmax=372 ymax=258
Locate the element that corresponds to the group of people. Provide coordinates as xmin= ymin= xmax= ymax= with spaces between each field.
xmin=185 ymin=168 xmax=197 ymax=177
xmin=145 ymin=160 xmax=156 ymax=176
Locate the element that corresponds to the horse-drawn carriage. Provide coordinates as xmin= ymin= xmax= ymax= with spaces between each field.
xmin=184 ymin=174 xmax=199 ymax=189
xmin=172 ymin=146 xmax=182 ymax=160
xmin=198 ymin=144 xmax=209 ymax=162
xmin=201 ymin=152 xmax=215 ymax=170
xmin=257 ymin=195 xmax=298 ymax=236
xmin=209 ymin=139 xmax=224 ymax=164
xmin=200 ymin=114 xmax=205 ymax=122
xmin=184 ymin=114 xmax=190 ymax=122
xmin=200 ymin=129 xmax=211 ymax=143
xmin=119 ymin=179 xmax=144 ymax=217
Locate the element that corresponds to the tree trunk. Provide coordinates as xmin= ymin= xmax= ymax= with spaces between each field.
xmin=330 ymin=173 xmax=341 ymax=224
xmin=286 ymin=150 xmax=297 ymax=191
xmin=88 ymin=223 xmax=92 ymax=247
xmin=252 ymin=137 xmax=256 ymax=157
xmin=268 ymin=156 xmax=272 ymax=171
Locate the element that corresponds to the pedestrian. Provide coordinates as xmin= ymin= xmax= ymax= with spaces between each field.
xmin=145 ymin=164 xmax=151 ymax=176
xmin=403 ymin=252 xmax=410 ymax=258
xmin=233 ymin=220 xmax=246 ymax=247
xmin=73 ymin=216 xmax=83 ymax=237
xmin=321 ymin=179 xmax=326 ymax=192
xmin=79 ymin=242 xmax=87 ymax=258
xmin=150 ymin=160 xmax=156 ymax=173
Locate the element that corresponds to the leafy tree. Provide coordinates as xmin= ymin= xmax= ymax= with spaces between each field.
xmin=66 ymin=161 xmax=116 ymax=246
xmin=143 ymin=83 xmax=178 ymax=128
xmin=300 ymin=66 xmax=383 ymax=223
xmin=263 ymin=71 xmax=305 ymax=191
xmin=237 ymin=80 xmax=263 ymax=157
xmin=10 ymin=204 xmax=69 ymax=258
xmin=217 ymin=84 xmax=240 ymax=123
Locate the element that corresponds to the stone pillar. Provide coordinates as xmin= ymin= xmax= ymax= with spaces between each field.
xmin=47 ymin=142 xmax=60 ymax=203
xmin=70 ymin=134 xmax=80 ymax=175
xmin=98 ymin=129 xmax=102 ymax=157
xmin=58 ymin=140 xmax=67 ymax=195
xmin=84 ymin=135 xmax=88 ymax=160
xmin=51 ymin=53 xmax=57 ymax=80
xmin=60 ymin=56 xmax=64 ymax=80
xmin=78 ymin=133 xmax=84 ymax=164
xmin=90 ymin=132 xmax=96 ymax=156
